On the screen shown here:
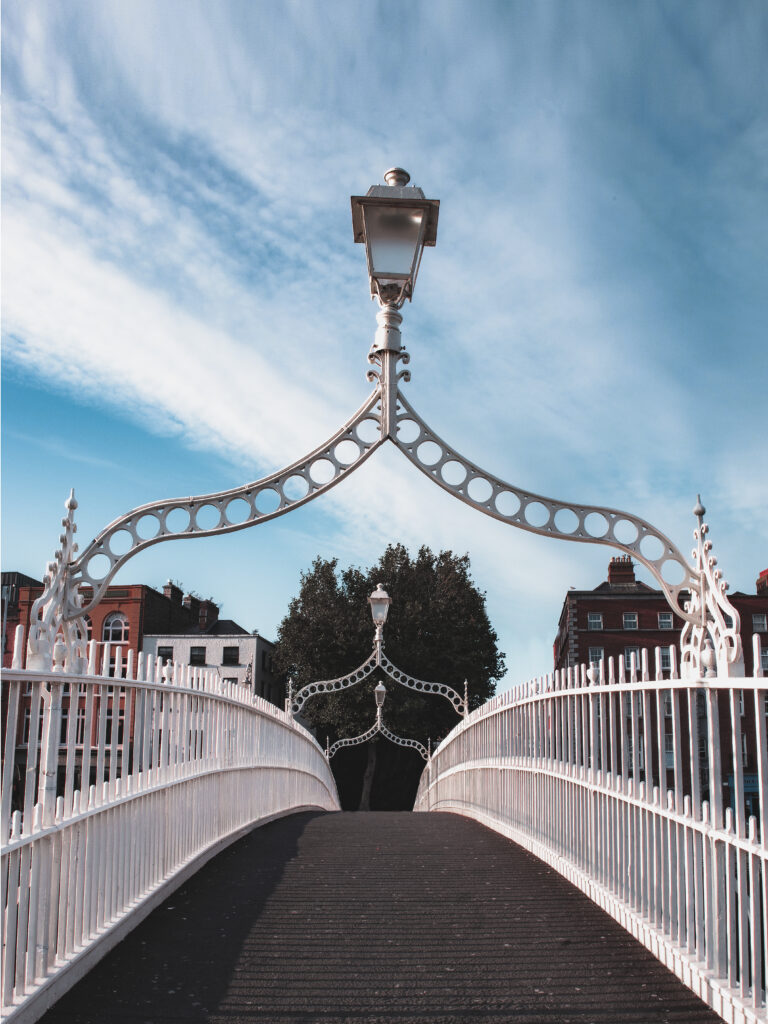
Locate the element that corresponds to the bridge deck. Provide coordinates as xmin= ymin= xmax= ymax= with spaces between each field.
xmin=40 ymin=811 xmax=721 ymax=1024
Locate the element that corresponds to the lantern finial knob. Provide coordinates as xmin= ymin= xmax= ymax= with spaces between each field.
xmin=383 ymin=167 xmax=410 ymax=187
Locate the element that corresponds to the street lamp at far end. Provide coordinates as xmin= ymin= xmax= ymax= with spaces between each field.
xmin=368 ymin=583 xmax=391 ymax=629
xmin=374 ymin=682 xmax=386 ymax=709
xmin=351 ymin=168 xmax=439 ymax=308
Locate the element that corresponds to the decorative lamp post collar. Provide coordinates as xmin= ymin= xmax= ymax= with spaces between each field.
xmin=351 ymin=168 xmax=439 ymax=309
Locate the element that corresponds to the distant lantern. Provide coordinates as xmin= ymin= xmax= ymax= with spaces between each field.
xmin=368 ymin=583 xmax=391 ymax=627
xmin=374 ymin=681 xmax=386 ymax=709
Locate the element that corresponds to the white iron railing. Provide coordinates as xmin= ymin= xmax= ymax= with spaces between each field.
xmin=416 ymin=638 xmax=768 ymax=1024
xmin=1 ymin=625 xmax=339 ymax=1024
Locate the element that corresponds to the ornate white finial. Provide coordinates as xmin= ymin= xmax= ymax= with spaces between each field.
xmin=383 ymin=167 xmax=410 ymax=187
xmin=680 ymin=495 xmax=744 ymax=680
xmin=27 ymin=488 xmax=89 ymax=672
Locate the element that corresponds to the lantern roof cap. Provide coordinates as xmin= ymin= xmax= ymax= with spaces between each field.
xmin=351 ymin=171 xmax=439 ymax=247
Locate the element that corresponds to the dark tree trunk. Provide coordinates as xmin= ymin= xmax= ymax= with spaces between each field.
xmin=358 ymin=738 xmax=378 ymax=810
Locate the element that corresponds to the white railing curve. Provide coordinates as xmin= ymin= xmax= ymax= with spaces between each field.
xmin=1 ymin=625 xmax=340 ymax=1024
xmin=416 ymin=637 xmax=768 ymax=1024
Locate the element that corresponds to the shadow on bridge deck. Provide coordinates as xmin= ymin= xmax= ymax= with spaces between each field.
xmin=40 ymin=811 xmax=722 ymax=1024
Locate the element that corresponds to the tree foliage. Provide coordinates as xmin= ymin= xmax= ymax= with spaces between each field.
xmin=273 ymin=544 xmax=505 ymax=807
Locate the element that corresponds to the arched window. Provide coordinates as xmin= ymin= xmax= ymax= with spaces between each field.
xmin=102 ymin=612 xmax=129 ymax=644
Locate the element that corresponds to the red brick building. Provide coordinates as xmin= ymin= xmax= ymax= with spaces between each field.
xmin=2 ymin=574 xmax=216 ymax=671
xmin=553 ymin=557 xmax=768 ymax=677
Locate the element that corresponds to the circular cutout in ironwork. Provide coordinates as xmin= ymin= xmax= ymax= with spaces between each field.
xmin=309 ymin=459 xmax=335 ymax=485
xmin=86 ymin=553 xmax=111 ymax=581
xmin=334 ymin=439 xmax=360 ymax=465
xmin=554 ymin=508 xmax=579 ymax=534
xmin=225 ymin=499 xmax=250 ymax=525
xmin=613 ymin=518 xmax=639 ymax=545
xmin=136 ymin=515 xmax=160 ymax=540
xmin=495 ymin=491 xmax=520 ymax=517
xmin=396 ymin=418 xmax=421 ymax=444
xmin=195 ymin=505 xmax=221 ymax=531
xmin=585 ymin=512 xmax=609 ymax=538
xmin=467 ymin=477 xmax=493 ymax=504
xmin=417 ymin=441 xmax=442 ymax=466
xmin=164 ymin=507 xmax=191 ymax=533
xmin=283 ymin=475 xmax=309 ymax=501
xmin=524 ymin=502 xmax=550 ymax=528
xmin=441 ymin=460 xmax=467 ymax=486
xmin=356 ymin=418 xmax=379 ymax=444
xmin=640 ymin=533 xmax=665 ymax=562
xmin=108 ymin=529 xmax=133 ymax=556
xmin=255 ymin=488 xmax=280 ymax=515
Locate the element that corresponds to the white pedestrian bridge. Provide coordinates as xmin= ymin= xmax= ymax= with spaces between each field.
xmin=2 ymin=625 xmax=766 ymax=1024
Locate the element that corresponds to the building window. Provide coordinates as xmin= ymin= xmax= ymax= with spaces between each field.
xmin=660 ymin=647 xmax=672 ymax=672
xmin=752 ymin=613 xmax=767 ymax=633
xmin=222 ymin=646 xmax=240 ymax=665
xmin=624 ymin=646 xmax=641 ymax=671
xmin=737 ymin=691 xmax=745 ymax=716
xmin=587 ymin=612 xmax=603 ymax=631
xmin=724 ymin=614 xmax=734 ymax=628
xmin=261 ymin=651 xmax=268 ymax=670
xmin=664 ymin=732 xmax=675 ymax=768
xmin=658 ymin=612 xmax=673 ymax=630
xmin=190 ymin=646 xmax=206 ymax=666
xmin=102 ymin=612 xmax=129 ymax=644
xmin=588 ymin=647 xmax=604 ymax=667
xmin=762 ymin=649 xmax=768 ymax=675
xmin=223 ymin=677 xmax=238 ymax=686
xmin=663 ymin=689 xmax=672 ymax=717
xmin=623 ymin=612 xmax=638 ymax=630
xmin=741 ymin=733 xmax=749 ymax=767
xmin=157 ymin=646 xmax=174 ymax=665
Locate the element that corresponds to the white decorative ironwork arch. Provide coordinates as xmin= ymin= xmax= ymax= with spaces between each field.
xmin=26 ymin=172 xmax=744 ymax=683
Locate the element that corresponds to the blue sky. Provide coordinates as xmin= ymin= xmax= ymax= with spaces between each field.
xmin=3 ymin=0 xmax=767 ymax=688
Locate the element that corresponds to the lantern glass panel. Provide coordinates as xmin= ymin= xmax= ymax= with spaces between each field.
xmin=365 ymin=206 xmax=425 ymax=282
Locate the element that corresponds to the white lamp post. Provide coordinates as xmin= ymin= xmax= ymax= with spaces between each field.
xmin=374 ymin=681 xmax=386 ymax=724
xmin=351 ymin=169 xmax=440 ymax=437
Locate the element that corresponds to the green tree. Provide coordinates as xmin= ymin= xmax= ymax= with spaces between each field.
xmin=273 ymin=544 xmax=505 ymax=809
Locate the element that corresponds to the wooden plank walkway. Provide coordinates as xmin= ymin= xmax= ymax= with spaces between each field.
xmin=40 ymin=811 xmax=722 ymax=1023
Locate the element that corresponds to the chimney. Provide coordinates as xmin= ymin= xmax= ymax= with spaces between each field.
xmin=607 ymin=556 xmax=636 ymax=587
xmin=163 ymin=580 xmax=183 ymax=604
xmin=757 ymin=569 xmax=768 ymax=596
xmin=199 ymin=599 xmax=219 ymax=631
xmin=182 ymin=593 xmax=201 ymax=623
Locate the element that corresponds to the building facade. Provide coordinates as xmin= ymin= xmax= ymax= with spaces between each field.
xmin=2 ymin=574 xmax=208 ymax=671
xmin=553 ymin=556 xmax=768 ymax=678
xmin=142 ymin=627 xmax=280 ymax=706
xmin=553 ymin=557 xmax=768 ymax=819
